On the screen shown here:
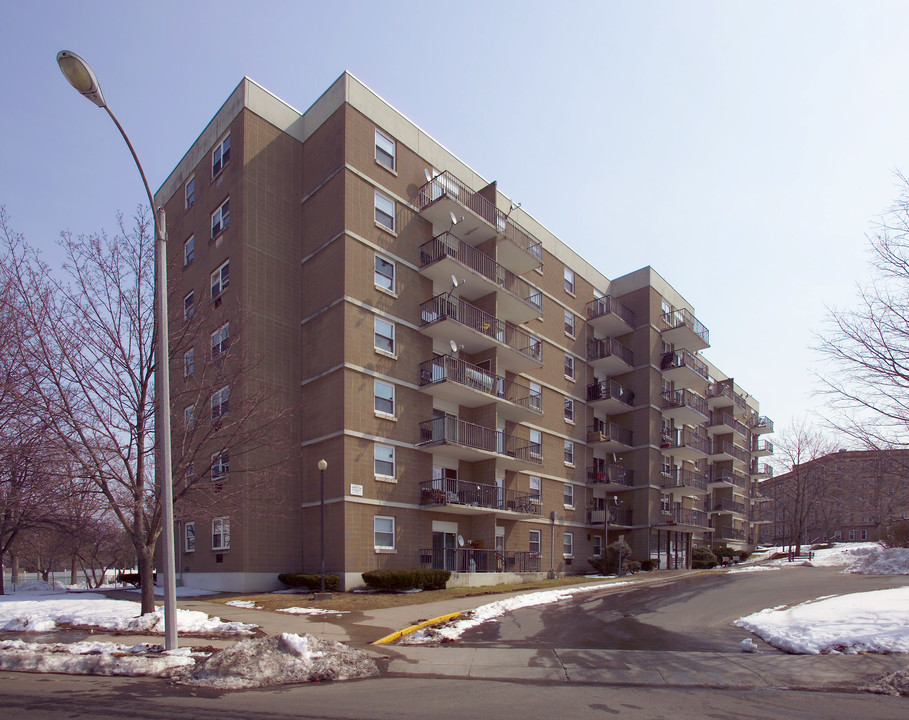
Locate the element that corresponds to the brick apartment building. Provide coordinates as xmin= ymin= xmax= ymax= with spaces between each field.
xmin=155 ymin=73 xmax=774 ymax=592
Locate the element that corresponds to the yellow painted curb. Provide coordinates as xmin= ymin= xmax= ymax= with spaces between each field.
xmin=371 ymin=611 xmax=462 ymax=645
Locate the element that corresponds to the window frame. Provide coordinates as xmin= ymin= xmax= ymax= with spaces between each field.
xmin=593 ymin=534 xmax=603 ymax=557
xmin=374 ymin=443 xmax=395 ymax=479
xmin=374 ymin=515 xmax=395 ymax=550
xmin=184 ymin=521 xmax=195 ymax=553
xmin=563 ymin=483 xmax=574 ymax=507
xmin=212 ymin=517 xmax=230 ymax=551
xmin=374 ymin=190 xmax=395 ymax=232
xmin=564 ymin=354 xmax=575 ymax=380
xmin=211 ymin=197 xmax=230 ymax=238
xmin=563 ymin=531 xmax=574 ymax=558
xmin=529 ymin=529 xmax=541 ymax=555
xmin=564 ymin=267 xmax=575 ymax=294
xmin=183 ymin=291 xmax=194 ymax=321
xmin=564 ymin=440 xmax=575 ymax=466
xmin=212 ymin=133 xmax=231 ymax=177
xmin=184 ymin=176 xmax=195 ymax=209
xmin=374 ymin=317 xmax=395 ymax=356
xmin=211 ymin=449 xmax=229 ymax=481
xmin=183 ymin=348 xmax=194 ymax=377
xmin=211 ymin=322 xmax=230 ymax=359
xmin=183 ymin=404 xmax=195 ymax=429
xmin=564 ymin=397 xmax=574 ymax=423
xmin=211 ymin=385 xmax=230 ymax=419
xmin=374 ymin=380 xmax=395 ymax=417
xmin=529 ymin=382 xmax=543 ymax=412
xmin=374 ymin=254 xmax=396 ymax=293
xmin=183 ymin=235 xmax=195 ymax=266
xmin=530 ymin=429 xmax=542 ymax=459
xmin=529 ymin=475 xmax=541 ymax=502
xmin=211 ymin=259 xmax=230 ymax=298
xmin=564 ymin=310 xmax=575 ymax=337
xmin=375 ymin=129 xmax=396 ymax=171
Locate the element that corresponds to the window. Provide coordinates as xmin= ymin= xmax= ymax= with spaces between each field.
xmin=374 ymin=443 xmax=395 ymax=478
xmin=848 ymin=529 xmax=856 ymax=541
xmin=529 ymin=475 xmax=541 ymax=501
xmin=211 ymin=198 xmax=230 ymax=238
xmin=183 ymin=404 xmax=195 ymax=429
xmin=564 ymin=310 xmax=575 ymax=337
xmin=563 ymin=483 xmax=574 ymax=507
xmin=563 ymin=532 xmax=574 ymax=557
xmin=184 ymin=235 xmax=194 ymax=266
xmin=529 ymin=529 xmax=541 ymax=555
xmin=593 ymin=535 xmax=603 ymax=557
xmin=374 ymin=515 xmax=395 ymax=549
xmin=374 ymin=380 xmax=395 ymax=416
xmin=374 ymin=317 xmax=395 ymax=355
xmin=375 ymin=254 xmax=395 ymax=292
xmin=564 ymin=397 xmax=574 ymax=422
xmin=211 ymin=260 xmax=230 ymax=297
xmin=212 ymin=134 xmax=230 ymax=176
xmin=183 ymin=291 xmax=194 ymax=321
xmin=530 ymin=382 xmax=543 ymax=412
xmin=375 ymin=129 xmax=396 ymax=171
xmin=211 ymin=385 xmax=230 ymax=419
xmin=211 ymin=322 xmax=229 ymax=359
xmin=565 ymin=354 xmax=575 ymax=380
xmin=861 ymin=529 xmax=867 ymax=540
xmin=530 ymin=429 xmax=542 ymax=459
xmin=564 ymin=440 xmax=574 ymax=466
xmin=184 ymin=522 xmax=195 ymax=553
xmin=660 ymin=493 xmax=671 ymax=514
xmin=212 ymin=517 xmax=230 ymax=550
xmin=184 ymin=463 xmax=195 ymax=486
xmin=184 ymin=177 xmax=195 ymax=209
xmin=564 ymin=267 xmax=575 ymax=294
xmin=374 ymin=190 xmax=395 ymax=231
xmin=211 ymin=450 xmax=229 ymax=481
xmin=183 ymin=348 xmax=194 ymax=377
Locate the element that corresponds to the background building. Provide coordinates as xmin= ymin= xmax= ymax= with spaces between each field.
xmin=156 ymin=73 xmax=773 ymax=591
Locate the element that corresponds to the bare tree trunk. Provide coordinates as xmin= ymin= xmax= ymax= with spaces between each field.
xmin=136 ymin=544 xmax=155 ymax=615
xmin=70 ymin=555 xmax=77 ymax=585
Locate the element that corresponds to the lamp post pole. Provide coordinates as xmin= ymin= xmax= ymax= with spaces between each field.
xmin=56 ymin=51 xmax=178 ymax=650
xmin=317 ymin=459 xmax=329 ymax=597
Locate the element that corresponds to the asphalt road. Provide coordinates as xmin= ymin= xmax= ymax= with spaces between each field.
xmin=456 ymin=566 xmax=909 ymax=652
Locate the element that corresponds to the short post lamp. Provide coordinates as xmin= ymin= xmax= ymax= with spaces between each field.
xmin=316 ymin=459 xmax=331 ymax=599
xmin=56 ymin=51 xmax=177 ymax=650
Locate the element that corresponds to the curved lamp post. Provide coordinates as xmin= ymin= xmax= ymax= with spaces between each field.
xmin=317 ymin=459 xmax=330 ymax=597
xmin=56 ymin=51 xmax=178 ymax=650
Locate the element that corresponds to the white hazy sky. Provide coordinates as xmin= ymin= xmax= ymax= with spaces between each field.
xmin=3 ymin=1 xmax=908 ymax=441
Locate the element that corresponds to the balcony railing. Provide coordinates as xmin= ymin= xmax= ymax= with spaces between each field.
xmin=661 ymin=428 xmax=711 ymax=455
xmin=419 ymin=478 xmax=541 ymax=515
xmin=587 ymin=337 xmax=634 ymax=367
xmin=418 ymin=355 xmax=542 ymax=415
xmin=717 ymin=526 xmax=746 ymax=541
xmin=659 ymin=348 xmax=710 ymax=382
xmin=751 ymin=462 xmax=774 ymax=477
xmin=660 ymin=468 xmax=708 ymax=493
xmin=708 ymin=411 xmax=748 ymax=436
xmin=661 ymin=308 xmax=709 ymax=346
xmin=750 ymin=415 xmax=774 ymax=433
xmin=420 ymin=293 xmax=542 ymax=364
xmin=661 ymin=389 xmax=708 ymax=417
xmin=706 ymin=382 xmax=747 ymax=412
xmin=418 ymin=547 xmax=541 ymax=573
xmin=587 ymin=506 xmax=634 ymax=526
xmin=586 ymin=295 xmax=635 ymax=327
xmin=587 ymin=464 xmax=634 ymax=487
xmin=417 ymin=416 xmax=542 ymax=464
xmin=588 ymin=421 xmax=633 ymax=447
xmin=662 ymin=507 xmax=709 ymax=527
xmin=709 ymin=468 xmax=749 ymax=489
xmin=713 ymin=498 xmax=746 ymax=515
xmin=416 ymin=171 xmax=543 ymax=263
xmin=711 ymin=440 xmax=750 ymax=464
xmin=752 ymin=439 xmax=774 ymax=455
xmin=419 ymin=233 xmax=542 ymax=313
xmin=586 ymin=379 xmax=634 ymax=408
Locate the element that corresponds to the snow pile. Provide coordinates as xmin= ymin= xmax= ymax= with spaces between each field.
xmin=759 ymin=543 xmax=909 ymax=575
xmin=725 ymin=565 xmax=779 ymax=574
xmin=226 ymin=600 xmax=262 ymax=609
xmin=734 ymin=587 xmax=909 ymax=654
xmin=183 ymin=633 xmax=378 ymax=689
xmin=403 ymin=581 xmax=630 ymax=644
xmin=276 ymin=607 xmax=349 ymax=616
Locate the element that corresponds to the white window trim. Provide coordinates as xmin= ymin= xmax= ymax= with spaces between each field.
xmin=529 ymin=475 xmax=541 ymax=503
xmin=211 ymin=385 xmax=230 ymax=419
xmin=211 ymin=450 xmax=229 ymax=481
xmin=374 ymin=254 xmax=396 ymax=295
xmin=183 ymin=404 xmax=195 ymax=429
xmin=530 ymin=430 xmax=542 ymax=460
xmin=212 ymin=517 xmax=230 ymax=551
xmin=563 ymin=483 xmax=575 ymax=508
xmin=183 ymin=235 xmax=194 ymax=266
xmin=374 ymin=515 xmax=396 ymax=551
xmin=565 ymin=354 xmax=575 ymax=381
xmin=564 ymin=397 xmax=574 ymax=424
xmin=183 ymin=291 xmax=194 ymax=321
xmin=563 ymin=532 xmax=574 ymax=558
xmin=211 ymin=259 xmax=230 ymax=298
xmin=374 ymin=379 xmax=396 ymax=420
xmin=564 ymin=310 xmax=576 ymax=338
xmin=529 ymin=529 xmax=542 ymax=555
xmin=374 ymin=190 xmax=396 ymax=233
xmin=211 ymin=322 xmax=229 ymax=359
xmin=375 ymin=129 xmax=396 ymax=172
xmin=564 ymin=267 xmax=576 ymax=295
xmin=212 ymin=133 xmax=230 ymax=177
xmin=211 ymin=198 xmax=230 ymax=238
xmin=184 ymin=522 xmax=195 ymax=553
xmin=183 ymin=348 xmax=194 ymax=378
xmin=564 ymin=440 xmax=575 ymax=467
xmin=184 ymin=176 xmax=195 ymax=209
xmin=374 ymin=443 xmax=396 ymax=481
xmin=374 ymin=317 xmax=396 ymax=358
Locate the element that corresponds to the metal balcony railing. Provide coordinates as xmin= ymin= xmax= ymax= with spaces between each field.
xmin=419 ymin=233 xmax=543 ymax=312
xmin=752 ymin=439 xmax=774 ymax=455
xmin=586 ymin=379 xmax=635 ymax=407
xmin=417 ymin=416 xmax=542 ymax=464
xmin=659 ymin=348 xmax=710 ymax=381
xmin=663 ymin=507 xmax=709 ymax=527
xmin=750 ymin=415 xmax=774 ymax=433
xmin=713 ymin=498 xmax=746 ymax=514
xmin=418 ymin=356 xmax=542 ymax=414
xmin=419 ymin=478 xmax=540 ymax=515
xmin=709 ymin=468 xmax=749 ymax=489
xmin=586 ymin=295 xmax=635 ymax=328
xmin=587 ymin=337 xmax=634 ymax=366
xmin=706 ymin=382 xmax=747 ymax=412
xmin=660 ymin=468 xmax=708 ymax=493
xmin=662 ymin=428 xmax=711 ymax=455
xmin=661 ymin=389 xmax=708 ymax=416
xmin=418 ymin=547 xmax=541 ymax=573
xmin=420 ymin=294 xmax=542 ymax=364
xmin=660 ymin=308 xmax=709 ymax=346
xmin=587 ymin=464 xmax=634 ymax=486
xmin=588 ymin=421 xmax=633 ymax=446
xmin=718 ymin=526 xmax=746 ymax=541
xmin=712 ymin=440 xmax=750 ymax=463
xmin=587 ymin=506 xmax=634 ymax=526
xmin=751 ymin=462 xmax=774 ymax=477
xmin=708 ymin=411 xmax=748 ymax=436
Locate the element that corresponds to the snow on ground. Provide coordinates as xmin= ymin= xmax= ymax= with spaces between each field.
xmin=724 ymin=565 xmax=779 ymax=573
xmin=226 ymin=600 xmax=263 ymax=610
xmin=276 ymin=607 xmax=349 ymax=616
xmin=761 ymin=543 xmax=909 ymax=574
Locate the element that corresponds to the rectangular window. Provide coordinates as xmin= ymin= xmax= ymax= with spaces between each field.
xmin=211 ymin=385 xmax=230 ymax=419
xmin=849 ymin=529 xmax=856 ymax=541
xmin=374 ymin=380 xmax=395 ymax=416
xmin=374 ymin=317 xmax=395 ymax=355
xmin=530 ymin=429 xmax=542 ymax=459
xmin=564 ymin=310 xmax=575 ymax=337
xmin=375 ymin=129 xmax=396 ymax=171
xmin=374 ymin=515 xmax=395 ymax=549
xmin=184 ymin=522 xmax=195 ymax=553
xmin=861 ymin=529 xmax=867 ymax=540
xmin=183 ymin=348 xmax=194 ymax=377
xmin=660 ymin=493 xmax=671 ymax=514
xmin=563 ymin=532 xmax=574 ymax=557
xmin=529 ymin=529 xmax=541 ymax=555
xmin=375 ymin=190 xmax=395 ymax=232
xmin=184 ymin=177 xmax=195 ymax=209
xmin=211 ymin=198 xmax=230 ymax=238
xmin=211 ymin=450 xmax=229 ymax=481
xmin=212 ymin=134 xmax=231 ymax=176
xmin=374 ymin=443 xmax=395 ymax=478
xmin=564 ymin=267 xmax=575 ymax=294
xmin=529 ymin=475 xmax=541 ymax=501
xmin=211 ymin=322 xmax=229 ymax=359
xmin=529 ymin=382 xmax=543 ymax=412
xmin=211 ymin=260 xmax=230 ymax=297
xmin=184 ymin=463 xmax=195 ymax=486
xmin=565 ymin=354 xmax=575 ymax=380
xmin=184 ymin=235 xmax=195 ymax=266
xmin=593 ymin=535 xmax=603 ymax=557
xmin=563 ymin=483 xmax=574 ymax=507
xmin=183 ymin=291 xmax=194 ymax=321
xmin=564 ymin=440 xmax=574 ymax=466
xmin=564 ymin=397 xmax=574 ymax=422
xmin=374 ymin=254 xmax=396 ymax=292
xmin=212 ymin=517 xmax=230 ymax=551
xmin=183 ymin=404 xmax=195 ymax=429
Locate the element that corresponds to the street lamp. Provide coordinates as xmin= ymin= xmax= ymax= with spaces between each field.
xmin=317 ymin=459 xmax=330 ymax=598
xmin=56 ymin=51 xmax=178 ymax=650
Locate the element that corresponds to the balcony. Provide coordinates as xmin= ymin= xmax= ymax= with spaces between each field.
xmin=706 ymin=380 xmax=748 ymax=416
xmin=661 ymin=428 xmax=710 ymax=462
xmin=660 ymin=348 xmax=710 ymax=390
xmin=706 ymin=411 xmax=748 ymax=438
xmin=587 ymin=337 xmax=633 ymax=376
xmin=661 ymin=389 xmax=709 ymax=426
xmin=660 ymin=507 xmax=710 ymax=530
xmin=416 ymin=171 xmax=543 ymax=274
xmin=587 ymin=506 xmax=634 ymax=527
xmin=419 ymin=478 xmax=540 ymax=516
xmin=419 ymin=294 xmax=543 ymax=374
xmin=708 ymin=468 xmax=748 ymax=490
xmin=419 ymin=547 xmax=540 ymax=573
xmin=418 ymin=355 xmax=542 ymax=422
xmin=749 ymin=506 xmax=773 ymax=524
xmin=417 ymin=416 xmax=542 ymax=470
xmin=586 ymin=379 xmax=635 ymax=414
xmin=586 ymin=296 xmax=634 ymax=337
xmin=710 ymin=440 xmax=750 ymax=468
xmin=717 ymin=526 xmax=746 ymax=542
xmin=710 ymin=498 xmax=746 ymax=516
xmin=751 ymin=462 xmax=773 ymax=479
xmin=419 ymin=234 xmax=543 ymax=324
xmin=587 ymin=421 xmax=633 ymax=452
xmin=660 ymin=468 xmax=709 ymax=497
xmin=587 ymin=464 xmax=634 ymax=490
xmin=660 ymin=308 xmax=709 ymax=351
xmin=750 ymin=415 xmax=774 ymax=435
xmin=752 ymin=439 xmax=774 ymax=457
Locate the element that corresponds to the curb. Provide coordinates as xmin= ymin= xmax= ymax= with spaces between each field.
xmin=371 ymin=611 xmax=462 ymax=646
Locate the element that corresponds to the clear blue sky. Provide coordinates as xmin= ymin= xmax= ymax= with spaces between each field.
xmin=3 ymin=0 xmax=908 ymax=439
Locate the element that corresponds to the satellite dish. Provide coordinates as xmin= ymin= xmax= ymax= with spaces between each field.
xmin=450 ymin=275 xmax=459 ymax=288
xmin=424 ymin=168 xmax=432 ymax=182
xmin=449 ymin=340 xmax=458 ymax=354
xmin=449 ymin=211 xmax=458 ymax=226
xmin=457 ymin=535 xmax=465 ymax=547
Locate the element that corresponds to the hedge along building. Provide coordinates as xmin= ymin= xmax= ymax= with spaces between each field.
xmin=155 ymin=72 xmax=773 ymax=592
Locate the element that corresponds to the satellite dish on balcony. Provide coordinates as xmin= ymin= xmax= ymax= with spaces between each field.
xmin=457 ymin=535 xmax=465 ymax=547
xmin=450 ymin=275 xmax=459 ymax=289
xmin=449 ymin=211 xmax=458 ymax=226
xmin=449 ymin=340 xmax=458 ymax=354
xmin=424 ymin=168 xmax=432 ymax=182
